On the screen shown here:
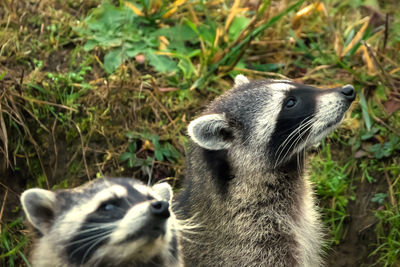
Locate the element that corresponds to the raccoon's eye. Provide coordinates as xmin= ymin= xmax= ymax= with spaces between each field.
xmin=99 ymin=199 xmax=120 ymax=211
xmin=103 ymin=203 xmax=116 ymax=211
xmin=285 ymin=98 xmax=297 ymax=108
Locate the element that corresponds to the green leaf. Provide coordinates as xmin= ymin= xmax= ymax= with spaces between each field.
xmin=83 ymin=39 xmax=98 ymax=51
xmin=155 ymin=24 xmax=197 ymax=42
xmin=129 ymin=156 xmax=137 ymax=168
xmin=145 ymin=50 xmax=178 ymax=73
xmin=128 ymin=142 xmax=137 ymax=153
xmin=150 ymin=134 xmax=160 ymax=145
xmin=126 ymin=43 xmax=147 ymax=57
xmin=120 ymin=152 xmax=133 ymax=162
xmin=361 ymin=126 xmax=379 ymax=140
xmin=155 ymin=150 xmax=164 ymax=161
xmin=0 ymin=70 xmax=6 ymax=81
xmin=359 ymin=92 xmax=372 ymax=131
xmin=104 ymin=48 xmax=125 ymax=74
xmin=125 ymin=132 xmax=137 ymax=139
xmin=229 ymin=17 xmax=250 ymax=41
xmin=154 ymin=24 xmax=198 ymax=54
xmin=26 ymin=83 xmax=48 ymax=94
xmin=371 ymin=193 xmax=387 ymax=205
xmin=198 ymin=20 xmax=218 ymax=44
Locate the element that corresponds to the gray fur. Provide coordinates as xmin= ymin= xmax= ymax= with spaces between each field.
xmin=21 ymin=178 xmax=183 ymax=267
xmin=177 ymin=76 xmax=355 ymax=266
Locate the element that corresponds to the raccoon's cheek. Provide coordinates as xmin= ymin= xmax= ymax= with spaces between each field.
xmin=188 ymin=113 xmax=233 ymax=150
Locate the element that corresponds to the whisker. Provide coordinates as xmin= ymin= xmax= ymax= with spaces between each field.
xmin=277 ymin=123 xmax=313 ymax=167
xmin=81 ymin=234 xmax=111 ymax=265
xmin=280 ymin=115 xmax=314 ymax=153
xmin=69 ymin=225 xmax=115 ymax=237
xmin=274 ymin=116 xmax=315 ymax=159
xmin=68 ymin=234 xmax=112 ymax=262
xmin=274 ymin=123 xmax=313 ymax=168
xmin=67 ymin=229 xmax=114 ymax=247
xmin=274 ymin=117 xmax=315 ymax=167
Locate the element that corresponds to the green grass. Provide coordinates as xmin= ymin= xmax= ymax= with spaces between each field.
xmin=311 ymin=142 xmax=354 ymax=245
xmin=372 ymin=208 xmax=400 ymax=266
xmin=0 ymin=219 xmax=31 ymax=267
xmin=0 ymin=0 xmax=399 ymax=265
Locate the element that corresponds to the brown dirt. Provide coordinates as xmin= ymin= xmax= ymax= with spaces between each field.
xmin=328 ymin=173 xmax=387 ymax=266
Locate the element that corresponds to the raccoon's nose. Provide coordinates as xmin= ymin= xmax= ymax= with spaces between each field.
xmin=150 ymin=200 xmax=170 ymax=219
xmin=340 ymin=84 xmax=356 ymax=101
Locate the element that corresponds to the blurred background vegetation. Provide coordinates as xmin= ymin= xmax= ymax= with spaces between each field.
xmin=0 ymin=0 xmax=399 ymax=266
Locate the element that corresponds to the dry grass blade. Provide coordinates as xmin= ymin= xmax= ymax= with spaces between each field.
xmin=341 ymin=17 xmax=369 ymax=57
xmin=124 ymin=1 xmax=144 ymax=16
xmin=72 ymin=121 xmax=91 ymax=181
xmin=0 ymin=102 xmax=9 ymax=167
xmin=0 ymin=189 xmax=8 ymax=226
xmin=361 ymin=45 xmax=377 ymax=75
xmin=15 ymin=93 xmax=78 ymax=112
xmin=362 ymin=41 xmax=395 ymax=90
xmin=2 ymin=90 xmax=50 ymax=188
xmin=382 ymin=163 xmax=396 ymax=208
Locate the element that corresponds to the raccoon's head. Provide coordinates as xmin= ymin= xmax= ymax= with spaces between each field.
xmin=21 ymin=178 xmax=177 ymax=266
xmin=188 ymin=75 xmax=355 ymax=170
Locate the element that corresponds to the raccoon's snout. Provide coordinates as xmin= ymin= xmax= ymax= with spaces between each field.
xmin=150 ymin=200 xmax=170 ymax=219
xmin=340 ymin=84 xmax=356 ymax=102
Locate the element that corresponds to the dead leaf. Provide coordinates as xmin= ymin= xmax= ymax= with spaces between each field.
xmin=158 ymin=36 xmax=169 ymax=51
xmin=361 ymin=44 xmax=377 ymax=75
xmin=341 ymin=17 xmax=369 ymax=57
xmin=163 ymin=0 xmax=187 ymax=18
xmin=158 ymin=87 xmax=178 ymax=92
xmin=384 ymin=95 xmax=400 ymax=115
xmin=124 ymin=1 xmax=144 ymax=16
xmin=292 ymin=2 xmax=325 ymax=25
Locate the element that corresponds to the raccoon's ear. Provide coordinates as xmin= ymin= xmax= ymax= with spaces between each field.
xmin=153 ymin=183 xmax=172 ymax=202
xmin=234 ymin=74 xmax=249 ymax=86
xmin=20 ymin=188 xmax=56 ymax=235
xmin=188 ymin=113 xmax=232 ymax=150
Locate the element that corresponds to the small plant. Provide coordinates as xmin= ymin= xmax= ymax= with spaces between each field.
xmin=371 ymin=208 xmax=400 ymax=267
xmin=75 ymin=1 xmax=180 ymax=74
xmin=120 ymin=131 xmax=180 ymax=169
xmin=25 ymin=58 xmax=92 ymax=123
xmin=368 ymin=135 xmax=400 ymax=159
xmin=0 ymin=219 xmax=31 ymax=267
xmin=371 ymin=193 xmax=388 ymax=205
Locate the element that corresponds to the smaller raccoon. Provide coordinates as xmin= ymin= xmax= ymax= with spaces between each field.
xmin=21 ymin=178 xmax=183 ymax=267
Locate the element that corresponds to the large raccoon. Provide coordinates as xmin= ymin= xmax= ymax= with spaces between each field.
xmin=176 ymin=75 xmax=356 ymax=266
xmin=21 ymin=178 xmax=183 ymax=267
